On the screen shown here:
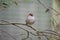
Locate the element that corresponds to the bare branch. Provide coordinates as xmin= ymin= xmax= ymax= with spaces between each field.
xmin=0 ymin=20 xmax=37 ymax=36
xmin=0 ymin=20 xmax=37 ymax=31
xmin=0 ymin=20 xmax=60 ymax=40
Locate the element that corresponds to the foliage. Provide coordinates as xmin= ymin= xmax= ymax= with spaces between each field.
xmin=0 ymin=0 xmax=18 ymax=8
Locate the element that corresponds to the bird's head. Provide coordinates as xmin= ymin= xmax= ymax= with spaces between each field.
xmin=29 ymin=13 xmax=33 ymax=16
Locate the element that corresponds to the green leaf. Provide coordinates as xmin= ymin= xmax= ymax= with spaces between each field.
xmin=2 ymin=2 xmax=8 ymax=6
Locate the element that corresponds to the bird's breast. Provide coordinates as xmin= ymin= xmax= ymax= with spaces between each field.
xmin=26 ymin=16 xmax=35 ymax=25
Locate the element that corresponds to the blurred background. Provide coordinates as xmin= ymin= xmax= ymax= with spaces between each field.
xmin=0 ymin=0 xmax=55 ymax=40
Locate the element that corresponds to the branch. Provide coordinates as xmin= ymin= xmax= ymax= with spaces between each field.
xmin=0 ymin=20 xmax=37 ymax=36
xmin=0 ymin=20 xmax=37 ymax=31
xmin=1 ymin=20 xmax=60 ymax=40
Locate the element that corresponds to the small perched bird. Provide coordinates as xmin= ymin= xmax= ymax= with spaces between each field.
xmin=26 ymin=13 xmax=35 ymax=26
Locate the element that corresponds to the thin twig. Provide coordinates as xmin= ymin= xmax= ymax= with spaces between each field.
xmin=41 ymin=34 xmax=50 ymax=40
xmin=39 ymin=31 xmax=60 ymax=37
xmin=21 ymin=31 xmax=29 ymax=40
xmin=44 ymin=30 xmax=60 ymax=36
xmin=40 ymin=33 xmax=59 ymax=40
xmin=38 ymin=31 xmax=60 ymax=40
xmin=37 ymin=0 xmax=47 ymax=8
xmin=41 ymin=33 xmax=60 ymax=40
xmin=37 ymin=0 xmax=60 ymax=15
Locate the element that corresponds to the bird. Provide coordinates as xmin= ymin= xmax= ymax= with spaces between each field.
xmin=26 ymin=13 xmax=35 ymax=26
